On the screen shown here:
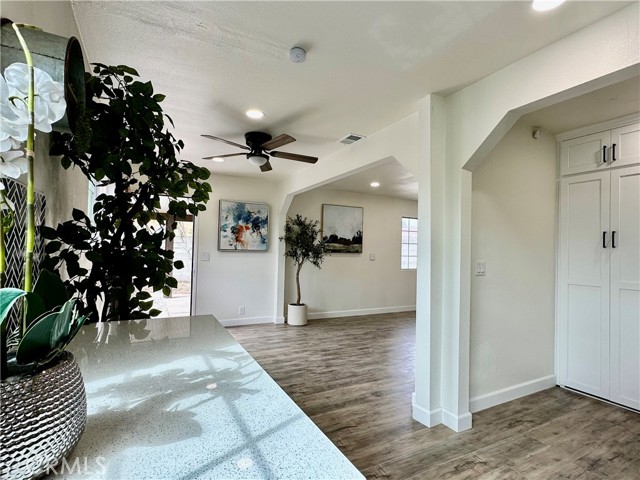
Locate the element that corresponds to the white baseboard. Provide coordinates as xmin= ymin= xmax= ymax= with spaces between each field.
xmin=442 ymin=409 xmax=472 ymax=432
xmin=219 ymin=316 xmax=275 ymax=327
xmin=411 ymin=393 xmax=442 ymax=427
xmin=307 ymin=305 xmax=416 ymax=320
xmin=469 ymin=374 xmax=557 ymax=413
xmin=274 ymin=316 xmax=285 ymax=324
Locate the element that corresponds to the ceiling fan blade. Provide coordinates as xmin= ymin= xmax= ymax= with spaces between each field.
xmin=261 ymin=134 xmax=296 ymax=150
xmin=260 ymin=160 xmax=273 ymax=172
xmin=270 ymin=151 xmax=318 ymax=164
xmin=201 ymin=134 xmax=249 ymax=150
xmin=202 ymin=152 xmax=247 ymax=160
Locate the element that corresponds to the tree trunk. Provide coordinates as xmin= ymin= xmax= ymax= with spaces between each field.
xmin=295 ymin=262 xmax=302 ymax=305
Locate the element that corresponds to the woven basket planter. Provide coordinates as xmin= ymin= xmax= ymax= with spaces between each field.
xmin=0 ymin=352 xmax=87 ymax=479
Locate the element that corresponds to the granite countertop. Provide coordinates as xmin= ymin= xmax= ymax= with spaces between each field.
xmin=56 ymin=315 xmax=363 ymax=480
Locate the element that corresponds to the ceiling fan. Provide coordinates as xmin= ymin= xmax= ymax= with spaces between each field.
xmin=201 ymin=131 xmax=318 ymax=172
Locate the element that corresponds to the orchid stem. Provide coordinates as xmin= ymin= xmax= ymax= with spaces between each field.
xmin=13 ymin=23 xmax=36 ymax=336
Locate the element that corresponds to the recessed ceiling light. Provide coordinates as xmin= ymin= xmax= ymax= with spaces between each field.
xmin=212 ymin=157 xmax=225 ymax=163
xmin=246 ymin=109 xmax=264 ymax=119
xmin=532 ymin=0 xmax=565 ymax=12
xmin=370 ymin=181 xmax=380 ymax=188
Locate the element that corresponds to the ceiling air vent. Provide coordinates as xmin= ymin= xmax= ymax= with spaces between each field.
xmin=338 ymin=133 xmax=366 ymax=145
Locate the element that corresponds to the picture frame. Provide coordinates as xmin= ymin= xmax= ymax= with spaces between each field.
xmin=321 ymin=204 xmax=363 ymax=253
xmin=218 ymin=200 xmax=269 ymax=251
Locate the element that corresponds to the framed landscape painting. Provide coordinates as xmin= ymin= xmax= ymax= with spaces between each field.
xmin=218 ymin=200 xmax=269 ymax=251
xmin=321 ymin=204 xmax=363 ymax=253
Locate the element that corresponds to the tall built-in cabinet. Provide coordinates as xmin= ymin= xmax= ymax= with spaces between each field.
xmin=557 ymin=114 xmax=640 ymax=411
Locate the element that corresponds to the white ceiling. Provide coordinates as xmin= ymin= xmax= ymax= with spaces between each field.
xmin=70 ymin=0 xmax=634 ymax=194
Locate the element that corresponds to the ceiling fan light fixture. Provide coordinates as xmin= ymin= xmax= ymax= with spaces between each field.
xmin=370 ymin=181 xmax=380 ymax=188
xmin=212 ymin=157 xmax=225 ymax=163
xmin=248 ymin=154 xmax=268 ymax=167
xmin=246 ymin=109 xmax=265 ymax=119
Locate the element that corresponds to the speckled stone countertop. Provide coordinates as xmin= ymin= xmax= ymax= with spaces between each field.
xmin=56 ymin=315 xmax=363 ymax=479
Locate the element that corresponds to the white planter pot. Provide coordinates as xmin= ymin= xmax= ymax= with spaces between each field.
xmin=288 ymin=304 xmax=308 ymax=326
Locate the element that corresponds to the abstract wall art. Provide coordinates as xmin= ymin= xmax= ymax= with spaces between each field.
xmin=321 ymin=204 xmax=363 ymax=253
xmin=218 ymin=200 xmax=269 ymax=251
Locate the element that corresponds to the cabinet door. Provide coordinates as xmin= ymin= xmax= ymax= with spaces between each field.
xmin=610 ymin=123 xmax=640 ymax=169
xmin=609 ymin=166 xmax=640 ymax=410
xmin=559 ymin=131 xmax=610 ymax=176
xmin=559 ymin=172 xmax=610 ymax=398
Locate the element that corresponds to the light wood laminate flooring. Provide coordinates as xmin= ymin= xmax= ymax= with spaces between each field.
xmin=229 ymin=313 xmax=640 ymax=479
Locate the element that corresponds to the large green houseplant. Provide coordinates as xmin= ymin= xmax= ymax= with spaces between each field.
xmin=281 ymin=214 xmax=328 ymax=326
xmin=43 ymin=64 xmax=212 ymax=322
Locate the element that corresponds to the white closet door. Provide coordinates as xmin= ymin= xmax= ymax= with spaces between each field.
xmin=559 ymin=131 xmax=610 ymax=176
xmin=609 ymin=166 xmax=640 ymax=410
xmin=559 ymin=172 xmax=610 ymax=398
xmin=610 ymin=123 xmax=640 ymax=169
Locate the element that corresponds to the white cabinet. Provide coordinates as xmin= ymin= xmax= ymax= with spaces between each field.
xmin=559 ymin=122 xmax=640 ymax=176
xmin=558 ymin=165 xmax=640 ymax=410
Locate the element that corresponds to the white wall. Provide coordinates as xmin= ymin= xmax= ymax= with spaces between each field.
xmin=469 ymin=120 xmax=557 ymax=411
xmin=194 ymin=174 xmax=283 ymax=326
xmin=2 ymin=1 xmax=90 ymax=226
xmin=285 ymin=189 xmax=417 ymax=319
xmin=414 ymin=3 xmax=639 ymax=433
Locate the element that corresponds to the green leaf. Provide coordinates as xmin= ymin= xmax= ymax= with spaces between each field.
xmin=45 ymin=240 xmax=62 ymax=254
xmin=72 ymin=208 xmax=87 ymax=221
xmin=24 ymin=292 xmax=46 ymax=330
xmin=149 ymin=309 xmax=162 ymax=317
xmin=162 ymin=286 xmax=172 ymax=296
xmin=16 ymin=310 xmax=61 ymax=364
xmin=85 ymin=251 xmax=103 ymax=263
xmin=40 ymin=226 xmax=58 ymax=240
xmin=33 ymin=270 xmax=69 ymax=311
xmin=174 ymin=260 xmax=184 ymax=269
xmin=1 ymin=289 xmax=27 ymax=329
xmin=153 ymin=94 xmax=166 ymax=102
xmin=166 ymin=277 xmax=178 ymax=288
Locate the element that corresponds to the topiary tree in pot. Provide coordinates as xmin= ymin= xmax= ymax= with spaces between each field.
xmin=280 ymin=214 xmax=328 ymax=326
xmin=42 ymin=64 xmax=212 ymax=322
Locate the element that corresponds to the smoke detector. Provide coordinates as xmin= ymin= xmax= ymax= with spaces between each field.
xmin=338 ymin=133 xmax=366 ymax=145
xmin=289 ymin=47 xmax=306 ymax=63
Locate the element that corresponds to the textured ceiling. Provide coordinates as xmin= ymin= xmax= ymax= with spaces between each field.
xmin=70 ymin=0 xmax=633 ymax=187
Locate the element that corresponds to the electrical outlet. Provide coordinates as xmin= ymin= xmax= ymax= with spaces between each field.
xmin=201 ymin=252 xmax=210 ymax=262
xmin=369 ymin=253 xmax=376 ymax=261
xmin=475 ymin=261 xmax=486 ymax=276
xmin=238 ymin=306 xmax=245 ymax=315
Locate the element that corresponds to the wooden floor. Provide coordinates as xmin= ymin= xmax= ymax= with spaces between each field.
xmin=229 ymin=313 xmax=640 ymax=479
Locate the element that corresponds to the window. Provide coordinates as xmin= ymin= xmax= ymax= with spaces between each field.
xmin=401 ymin=217 xmax=418 ymax=270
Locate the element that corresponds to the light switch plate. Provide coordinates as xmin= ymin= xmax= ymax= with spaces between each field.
xmin=369 ymin=253 xmax=375 ymax=261
xmin=201 ymin=252 xmax=211 ymax=262
xmin=475 ymin=261 xmax=486 ymax=276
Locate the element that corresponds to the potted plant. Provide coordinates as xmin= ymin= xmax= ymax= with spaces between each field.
xmin=1 ymin=22 xmax=88 ymax=479
xmin=280 ymin=214 xmax=328 ymax=326
xmin=42 ymin=64 xmax=211 ymax=322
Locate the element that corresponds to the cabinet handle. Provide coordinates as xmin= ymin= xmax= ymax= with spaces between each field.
xmin=612 ymin=231 xmax=616 ymax=248
xmin=603 ymin=231 xmax=607 ymax=248
xmin=611 ymin=144 xmax=617 ymax=163
xmin=602 ymin=145 xmax=607 ymax=163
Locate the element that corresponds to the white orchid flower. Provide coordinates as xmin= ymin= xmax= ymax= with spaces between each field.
xmin=0 ymin=148 xmax=28 ymax=179
xmin=0 ymin=75 xmax=27 ymax=152
xmin=1 ymin=62 xmax=66 ymax=137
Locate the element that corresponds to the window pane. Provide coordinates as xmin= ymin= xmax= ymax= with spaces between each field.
xmin=402 ymin=231 xmax=409 ymax=243
xmin=409 ymin=231 xmax=418 ymax=244
xmin=402 ymin=217 xmax=409 ymax=230
xmin=401 ymin=257 xmax=409 ymax=269
xmin=409 ymin=218 xmax=418 ymax=231
xmin=408 ymin=256 xmax=417 ymax=269
xmin=402 ymin=244 xmax=409 ymax=256
xmin=409 ymin=244 xmax=417 ymax=256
